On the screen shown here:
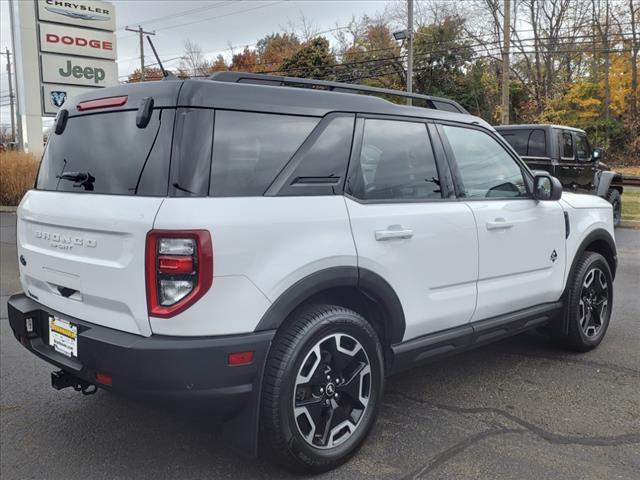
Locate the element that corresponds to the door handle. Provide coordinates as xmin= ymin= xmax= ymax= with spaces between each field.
xmin=486 ymin=218 xmax=513 ymax=230
xmin=375 ymin=229 xmax=414 ymax=241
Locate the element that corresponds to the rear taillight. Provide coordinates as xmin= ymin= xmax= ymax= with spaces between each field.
xmin=145 ymin=230 xmax=213 ymax=318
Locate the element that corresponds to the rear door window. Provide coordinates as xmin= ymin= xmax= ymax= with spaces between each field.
xmin=210 ymin=111 xmax=319 ymax=196
xmin=37 ymin=109 xmax=171 ymax=196
xmin=349 ymin=119 xmax=442 ymax=201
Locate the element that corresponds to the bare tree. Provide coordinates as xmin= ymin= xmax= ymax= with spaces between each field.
xmin=179 ymin=39 xmax=211 ymax=78
xmin=283 ymin=12 xmax=320 ymax=43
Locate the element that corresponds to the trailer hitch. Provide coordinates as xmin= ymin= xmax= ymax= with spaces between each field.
xmin=51 ymin=370 xmax=97 ymax=395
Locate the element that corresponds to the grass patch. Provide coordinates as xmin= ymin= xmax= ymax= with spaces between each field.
xmin=0 ymin=152 xmax=40 ymax=206
xmin=622 ymin=188 xmax=640 ymax=221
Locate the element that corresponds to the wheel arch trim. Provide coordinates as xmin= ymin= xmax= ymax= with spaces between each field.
xmin=253 ymin=266 xmax=406 ymax=345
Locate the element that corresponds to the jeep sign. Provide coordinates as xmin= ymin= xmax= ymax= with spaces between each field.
xmin=37 ymin=0 xmax=116 ymax=32
xmin=39 ymin=23 xmax=116 ymax=60
xmin=41 ymin=54 xmax=117 ymax=87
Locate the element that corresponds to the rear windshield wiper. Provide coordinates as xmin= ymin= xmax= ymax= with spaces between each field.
xmin=56 ymin=171 xmax=96 ymax=191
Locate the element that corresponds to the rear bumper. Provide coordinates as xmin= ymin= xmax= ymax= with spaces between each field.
xmin=7 ymin=293 xmax=274 ymax=418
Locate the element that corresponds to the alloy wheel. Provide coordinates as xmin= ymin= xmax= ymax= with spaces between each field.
xmin=578 ymin=267 xmax=609 ymax=338
xmin=293 ymin=333 xmax=372 ymax=449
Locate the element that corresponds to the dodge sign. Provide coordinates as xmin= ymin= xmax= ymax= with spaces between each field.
xmin=39 ymin=23 xmax=116 ymax=60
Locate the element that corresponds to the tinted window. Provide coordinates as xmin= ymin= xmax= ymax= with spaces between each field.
xmin=441 ymin=125 xmax=528 ymax=198
xmin=171 ymin=108 xmax=214 ymax=197
xmin=500 ymin=130 xmax=528 ymax=155
xmin=210 ymin=111 xmax=318 ymax=196
xmin=275 ymin=114 xmax=354 ymax=196
xmin=528 ymin=129 xmax=546 ymax=156
xmin=37 ymin=109 xmax=169 ymax=196
xmin=350 ymin=119 xmax=442 ymax=201
xmin=575 ymin=134 xmax=590 ymax=160
xmin=500 ymin=129 xmax=546 ymax=157
xmin=561 ymin=132 xmax=574 ymax=158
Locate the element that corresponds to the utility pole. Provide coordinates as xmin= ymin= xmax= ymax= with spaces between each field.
xmin=125 ymin=25 xmax=155 ymax=82
xmin=407 ymin=0 xmax=414 ymax=105
xmin=501 ymin=0 xmax=511 ymax=124
xmin=4 ymin=48 xmax=16 ymax=143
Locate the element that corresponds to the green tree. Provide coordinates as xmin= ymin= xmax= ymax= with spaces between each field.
xmin=412 ymin=16 xmax=474 ymax=101
xmin=280 ymin=37 xmax=336 ymax=79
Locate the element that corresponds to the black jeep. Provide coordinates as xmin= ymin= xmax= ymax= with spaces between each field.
xmin=495 ymin=124 xmax=624 ymax=226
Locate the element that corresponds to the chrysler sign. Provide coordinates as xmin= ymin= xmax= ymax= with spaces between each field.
xmin=39 ymin=23 xmax=116 ymax=60
xmin=37 ymin=0 xmax=116 ymax=31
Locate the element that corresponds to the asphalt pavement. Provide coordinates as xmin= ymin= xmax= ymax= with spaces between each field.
xmin=1 ymin=211 xmax=639 ymax=479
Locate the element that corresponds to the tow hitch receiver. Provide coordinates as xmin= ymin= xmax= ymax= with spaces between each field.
xmin=51 ymin=370 xmax=97 ymax=395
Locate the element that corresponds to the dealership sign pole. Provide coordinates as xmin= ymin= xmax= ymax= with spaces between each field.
xmin=10 ymin=0 xmax=117 ymax=155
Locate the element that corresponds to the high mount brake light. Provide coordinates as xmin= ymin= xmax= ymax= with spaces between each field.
xmin=145 ymin=230 xmax=213 ymax=318
xmin=77 ymin=95 xmax=128 ymax=111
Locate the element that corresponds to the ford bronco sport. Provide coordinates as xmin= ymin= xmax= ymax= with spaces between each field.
xmin=495 ymin=124 xmax=624 ymax=226
xmin=8 ymin=72 xmax=617 ymax=472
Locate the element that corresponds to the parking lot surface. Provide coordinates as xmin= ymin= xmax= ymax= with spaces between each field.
xmin=1 ymin=211 xmax=638 ymax=479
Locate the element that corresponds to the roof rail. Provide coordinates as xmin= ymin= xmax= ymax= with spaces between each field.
xmin=208 ymin=71 xmax=468 ymax=114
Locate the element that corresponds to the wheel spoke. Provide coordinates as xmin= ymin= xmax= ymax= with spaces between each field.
xmin=292 ymin=332 xmax=372 ymax=450
xmin=296 ymin=344 xmax=322 ymax=386
xmin=337 ymin=362 xmax=369 ymax=409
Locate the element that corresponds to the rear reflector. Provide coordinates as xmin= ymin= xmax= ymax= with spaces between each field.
xmin=228 ymin=351 xmax=254 ymax=366
xmin=95 ymin=372 xmax=113 ymax=386
xmin=77 ymin=95 xmax=128 ymax=111
xmin=158 ymin=255 xmax=194 ymax=274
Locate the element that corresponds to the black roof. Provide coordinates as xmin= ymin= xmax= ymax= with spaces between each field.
xmin=62 ymin=74 xmax=489 ymax=130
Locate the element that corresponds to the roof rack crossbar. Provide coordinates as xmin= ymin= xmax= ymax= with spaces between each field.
xmin=208 ymin=72 xmax=466 ymax=112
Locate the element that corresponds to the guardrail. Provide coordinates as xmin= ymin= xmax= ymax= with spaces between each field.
xmin=623 ymin=176 xmax=640 ymax=187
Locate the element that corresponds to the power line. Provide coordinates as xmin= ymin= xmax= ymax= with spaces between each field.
xmin=154 ymin=1 xmax=288 ymax=32
xmin=116 ymin=1 xmax=232 ymax=31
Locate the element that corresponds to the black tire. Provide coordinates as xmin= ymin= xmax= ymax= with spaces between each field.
xmin=560 ymin=251 xmax=613 ymax=352
xmin=606 ymin=189 xmax=622 ymax=227
xmin=260 ymin=304 xmax=384 ymax=473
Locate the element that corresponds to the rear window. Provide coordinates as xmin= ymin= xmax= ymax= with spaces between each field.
xmin=37 ymin=109 xmax=171 ymax=196
xmin=210 ymin=111 xmax=319 ymax=196
xmin=499 ymin=129 xmax=547 ymax=157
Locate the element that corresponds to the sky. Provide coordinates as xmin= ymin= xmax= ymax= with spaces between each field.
xmin=0 ymin=0 xmax=392 ymax=129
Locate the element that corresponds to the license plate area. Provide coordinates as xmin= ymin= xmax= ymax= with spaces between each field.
xmin=48 ymin=316 xmax=78 ymax=358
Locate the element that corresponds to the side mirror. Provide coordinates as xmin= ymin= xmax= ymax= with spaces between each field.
xmin=533 ymin=173 xmax=562 ymax=201
xmin=592 ymin=148 xmax=602 ymax=161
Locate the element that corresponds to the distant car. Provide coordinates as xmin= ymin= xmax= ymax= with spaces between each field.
xmin=495 ymin=124 xmax=624 ymax=226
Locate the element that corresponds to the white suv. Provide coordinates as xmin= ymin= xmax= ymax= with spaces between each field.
xmin=8 ymin=72 xmax=617 ymax=473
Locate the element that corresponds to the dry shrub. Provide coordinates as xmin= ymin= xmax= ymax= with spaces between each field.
xmin=0 ymin=152 xmax=40 ymax=206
